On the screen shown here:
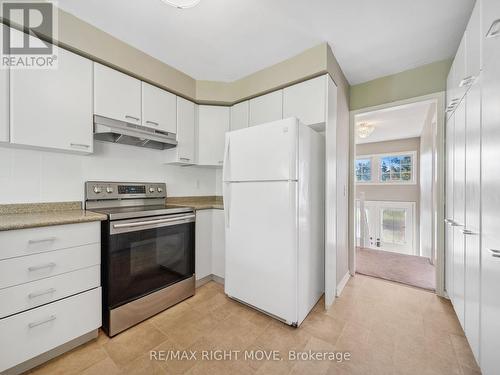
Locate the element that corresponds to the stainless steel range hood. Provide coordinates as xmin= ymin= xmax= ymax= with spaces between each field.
xmin=93 ymin=115 xmax=177 ymax=150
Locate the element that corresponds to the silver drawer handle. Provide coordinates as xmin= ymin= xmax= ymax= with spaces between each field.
xmin=489 ymin=249 xmax=500 ymax=254
xmin=28 ymin=315 xmax=56 ymax=329
xmin=28 ymin=288 xmax=56 ymax=299
xmin=70 ymin=143 xmax=90 ymax=149
xmin=451 ymin=222 xmax=463 ymax=227
xmin=28 ymin=262 xmax=56 ymax=272
xmin=461 ymin=229 xmax=475 ymax=235
xmin=113 ymin=214 xmax=195 ymax=229
xmin=459 ymin=76 xmax=476 ymax=87
xmin=180 ymin=157 xmax=191 ymax=162
xmin=146 ymin=120 xmax=159 ymax=126
xmin=486 ymin=19 xmax=500 ymax=39
xmin=28 ymin=237 xmax=56 ymax=244
xmin=125 ymin=115 xmax=140 ymax=122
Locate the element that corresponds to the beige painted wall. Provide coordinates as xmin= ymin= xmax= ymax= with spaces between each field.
xmin=349 ymin=59 xmax=452 ymax=111
xmin=356 ymin=137 xmax=421 ymax=250
xmin=3 ymin=8 xmax=338 ymax=106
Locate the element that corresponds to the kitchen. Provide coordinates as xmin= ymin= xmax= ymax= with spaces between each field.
xmin=0 ymin=0 xmax=499 ymax=374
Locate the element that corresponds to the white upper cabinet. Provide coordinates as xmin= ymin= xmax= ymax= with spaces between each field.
xmin=94 ymin=63 xmax=142 ymax=124
xmin=197 ymin=105 xmax=230 ymax=166
xmin=0 ymin=63 xmax=8 ymax=143
xmin=10 ymin=47 xmax=93 ymax=153
xmin=453 ymin=34 xmax=467 ymax=99
xmin=141 ymin=82 xmax=176 ymax=133
xmin=283 ymin=75 xmax=327 ymax=127
xmin=249 ymin=90 xmax=283 ymax=127
xmin=465 ymin=2 xmax=481 ymax=81
xmin=230 ymin=101 xmax=249 ymax=131
xmin=165 ymin=97 xmax=196 ymax=165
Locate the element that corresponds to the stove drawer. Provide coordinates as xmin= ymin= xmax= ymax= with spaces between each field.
xmin=0 ymin=287 xmax=101 ymax=373
xmin=0 ymin=265 xmax=100 ymax=319
xmin=0 ymin=222 xmax=100 ymax=261
xmin=0 ymin=243 xmax=100 ymax=289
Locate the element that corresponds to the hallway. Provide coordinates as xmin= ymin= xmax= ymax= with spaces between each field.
xmin=356 ymin=247 xmax=436 ymax=290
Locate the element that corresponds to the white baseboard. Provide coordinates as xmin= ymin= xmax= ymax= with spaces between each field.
xmin=336 ymin=272 xmax=351 ymax=297
xmin=196 ymin=274 xmax=225 ymax=288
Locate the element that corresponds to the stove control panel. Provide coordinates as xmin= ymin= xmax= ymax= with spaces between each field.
xmin=85 ymin=181 xmax=167 ymax=200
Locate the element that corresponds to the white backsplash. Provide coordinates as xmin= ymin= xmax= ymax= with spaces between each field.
xmin=0 ymin=142 xmax=218 ymax=204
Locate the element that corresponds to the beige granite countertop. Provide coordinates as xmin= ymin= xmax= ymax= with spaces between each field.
xmin=167 ymin=196 xmax=223 ymax=210
xmin=0 ymin=202 xmax=108 ymax=231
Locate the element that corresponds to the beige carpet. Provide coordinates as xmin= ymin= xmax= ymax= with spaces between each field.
xmin=356 ymin=247 xmax=436 ymax=291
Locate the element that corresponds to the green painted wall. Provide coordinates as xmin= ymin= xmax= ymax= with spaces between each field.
xmin=349 ymin=59 xmax=452 ymax=110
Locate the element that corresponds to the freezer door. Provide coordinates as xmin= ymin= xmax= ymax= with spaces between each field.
xmin=224 ymin=181 xmax=298 ymax=324
xmin=223 ymin=118 xmax=298 ymax=182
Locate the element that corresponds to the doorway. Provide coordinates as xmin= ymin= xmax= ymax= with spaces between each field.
xmin=349 ymin=94 xmax=445 ymax=293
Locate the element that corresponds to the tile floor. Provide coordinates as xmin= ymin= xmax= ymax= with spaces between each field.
xmin=28 ymin=275 xmax=480 ymax=375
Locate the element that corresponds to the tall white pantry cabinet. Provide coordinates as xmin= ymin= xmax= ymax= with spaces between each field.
xmin=445 ymin=0 xmax=500 ymax=373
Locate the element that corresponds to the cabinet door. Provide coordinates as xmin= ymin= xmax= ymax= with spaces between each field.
xmin=465 ymin=2 xmax=481 ymax=81
xmin=283 ymin=75 xmax=327 ymax=126
xmin=0 ymin=61 xmax=7 ymax=143
xmin=248 ymin=90 xmax=283 ymax=127
xmin=480 ymin=2 xmax=500 ymax=372
xmin=195 ymin=210 xmax=212 ymax=281
xmin=211 ymin=209 xmax=225 ymax=279
xmin=453 ymin=35 xmax=467 ymax=100
xmin=176 ymin=97 xmax=195 ymax=163
xmin=94 ymin=63 xmax=141 ymax=124
xmin=230 ymin=101 xmax=249 ymax=131
xmin=10 ymin=47 xmax=93 ymax=153
xmin=197 ymin=105 xmax=230 ymax=166
xmin=464 ymin=81 xmax=481 ymax=361
xmin=141 ymin=82 xmax=176 ymax=133
xmin=446 ymin=64 xmax=455 ymax=118
xmin=452 ymin=99 xmax=466 ymax=328
xmin=445 ymin=114 xmax=455 ymax=298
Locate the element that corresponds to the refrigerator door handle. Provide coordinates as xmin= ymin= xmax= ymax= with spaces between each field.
xmin=222 ymin=134 xmax=230 ymax=182
xmin=224 ymin=182 xmax=231 ymax=228
xmin=223 ymin=134 xmax=231 ymax=228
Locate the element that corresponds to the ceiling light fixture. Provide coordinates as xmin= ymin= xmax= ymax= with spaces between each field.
xmin=357 ymin=122 xmax=375 ymax=139
xmin=161 ymin=0 xmax=201 ymax=9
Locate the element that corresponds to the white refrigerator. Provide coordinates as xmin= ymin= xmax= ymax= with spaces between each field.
xmin=223 ymin=117 xmax=325 ymax=326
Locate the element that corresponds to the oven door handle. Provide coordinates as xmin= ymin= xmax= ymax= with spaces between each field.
xmin=112 ymin=214 xmax=196 ymax=229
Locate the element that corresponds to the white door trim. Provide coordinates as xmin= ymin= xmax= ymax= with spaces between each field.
xmin=348 ymin=92 xmax=446 ymax=296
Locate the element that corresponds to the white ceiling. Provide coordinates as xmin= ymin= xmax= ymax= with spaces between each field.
xmin=355 ymin=100 xmax=435 ymax=144
xmin=56 ymin=0 xmax=474 ymax=85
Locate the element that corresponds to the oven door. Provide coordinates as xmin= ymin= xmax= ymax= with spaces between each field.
xmin=106 ymin=212 xmax=195 ymax=308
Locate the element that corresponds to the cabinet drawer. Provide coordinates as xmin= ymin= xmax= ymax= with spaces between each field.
xmin=0 ymin=266 xmax=100 ymax=319
xmin=0 ymin=222 xmax=100 ymax=261
xmin=0 ymin=287 xmax=101 ymax=372
xmin=0 ymin=243 xmax=100 ymax=289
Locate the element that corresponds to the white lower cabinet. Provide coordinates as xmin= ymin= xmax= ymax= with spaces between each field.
xmin=211 ymin=209 xmax=225 ymax=279
xmin=0 ymin=287 xmax=101 ymax=372
xmin=195 ymin=210 xmax=213 ymax=280
xmin=10 ymin=43 xmax=93 ymax=154
xmin=0 ymin=222 xmax=102 ymax=373
xmin=195 ymin=209 xmax=225 ymax=281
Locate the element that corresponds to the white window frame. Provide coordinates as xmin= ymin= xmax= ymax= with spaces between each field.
xmin=354 ymin=156 xmax=374 ymax=183
xmin=356 ymin=150 xmax=417 ymax=186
